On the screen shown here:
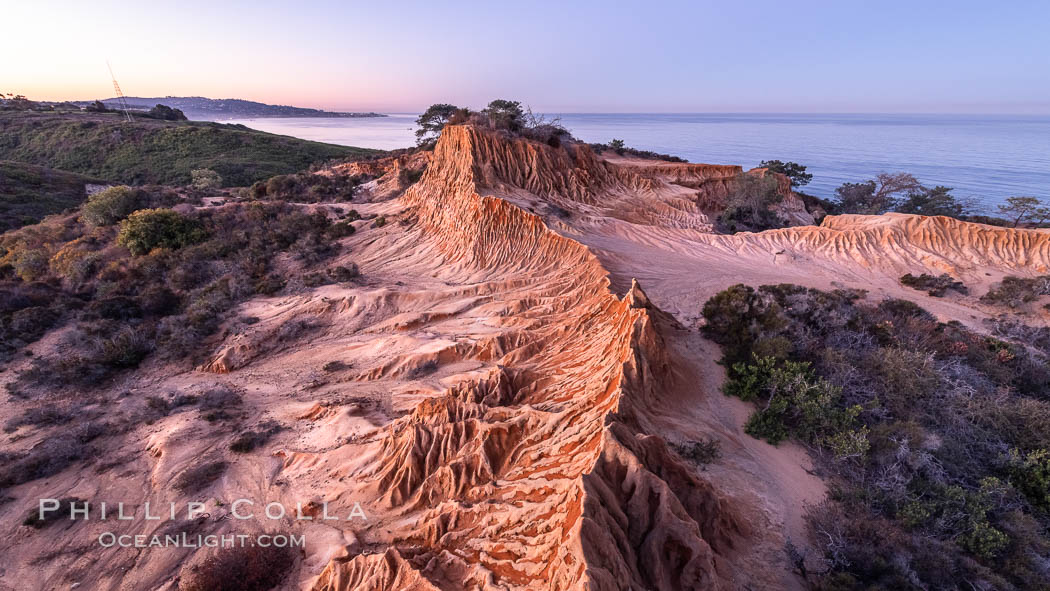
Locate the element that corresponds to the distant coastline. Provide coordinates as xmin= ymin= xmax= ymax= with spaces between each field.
xmin=228 ymin=113 xmax=1049 ymax=212
xmin=72 ymin=96 xmax=386 ymax=120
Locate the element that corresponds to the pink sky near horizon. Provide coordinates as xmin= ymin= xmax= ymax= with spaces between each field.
xmin=5 ymin=0 xmax=1049 ymax=114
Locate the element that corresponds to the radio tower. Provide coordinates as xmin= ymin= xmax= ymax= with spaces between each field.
xmin=106 ymin=61 xmax=133 ymax=123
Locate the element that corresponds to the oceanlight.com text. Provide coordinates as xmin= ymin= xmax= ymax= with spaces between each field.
xmin=97 ymin=532 xmax=305 ymax=549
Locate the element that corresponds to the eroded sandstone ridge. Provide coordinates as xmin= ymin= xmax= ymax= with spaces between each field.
xmin=310 ymin=127 xmax=748 ymax=589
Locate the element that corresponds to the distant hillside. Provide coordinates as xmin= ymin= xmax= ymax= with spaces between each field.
xmin=0 ymin=161 xmax=103 ymax=231
xmin=0 ymin=111 xmax=382 ymax=188
xmin=74 ymin=96 xmax=386 ymax=120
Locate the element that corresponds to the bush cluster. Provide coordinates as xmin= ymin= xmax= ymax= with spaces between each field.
xmin=590 ymin=140 xmax=687 ymax=162
xmin=702 ymin=284 xmax=1050 ymax=589
xmin=671 ymin=438 xmax=721 ymax=468
xmin=81 ymin=186 xmax=145 ymax=226
xmin=415 ymin=100 xmax=572 ymax=148
xmin=118 ymin=209 xmax=208 ymax=255
xmin=981 ymin=275 xmax=1050 ymax=309
xmin=717 ymin=173 xmax=787 ymax=233
xmin=3 ymin=199 xmax=342 ymax=393
xmin=0 ymin=110 xmax=379 ymax=187
xmin=246 ymin=171 xmax=363 ymax=202
xmin=899 ymin=272 xmax=968 ymax=297
xmin=178 ymin=538 xmax=296 ymax=591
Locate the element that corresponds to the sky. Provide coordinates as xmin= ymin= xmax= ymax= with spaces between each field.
xmin=3 ymin=0 xmax=1049 ymax=114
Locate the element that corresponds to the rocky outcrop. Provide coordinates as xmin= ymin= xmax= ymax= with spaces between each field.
xmin=311 ymin=126 xmax=746 ymax=590
xmin=327 ymin=152 xmax=431 ymax=201
xmin=697 ymin=212 xmax=1050 ymax=278
xmin=606 ymin=158 xmax=815 ymax=226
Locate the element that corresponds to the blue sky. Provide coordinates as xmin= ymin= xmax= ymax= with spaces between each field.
xmin=4 ymin=0 xmax=1048 ymax=113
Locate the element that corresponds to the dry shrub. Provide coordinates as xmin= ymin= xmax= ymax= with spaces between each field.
xmin=173 ymin=460 xmax=228 ymax=493
xmin=22 ymin=497 xmax=84 ymax=529
xmin=981 ymin=275 xmax=1050 ymax=309
xmin=178 ymin=541 xmax=296 ymax=591
xmin=899 ymin=273 xmax=968 ymax=297
xmin=229 ymin=421 xmax=282 ymax=453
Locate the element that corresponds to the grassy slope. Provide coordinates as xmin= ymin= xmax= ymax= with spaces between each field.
xmin=0 ymin=111 xmax=382 ymax=188
xmin=0 ymin=160 xmax=103 ymax=231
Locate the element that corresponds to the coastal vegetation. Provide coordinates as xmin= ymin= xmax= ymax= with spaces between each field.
xmin=0 ymin=160 xmax=103 ymax=231
xmin=415 ymin=99 xmax=570 ymax=147
xmin=0 ymin=110 xmax=380 ymax=187
xmin=996 ymin=196 xmax=1050 ymax=228
xmin=245 ymin=171 xmax=364 ymax=202
xmin=77 ymin=96 xmax=385 ymax=119
xmin=759 ymin=160 xmax=812 ymax=187
xmin=178 ymin=539 xmax=295 ymax=591
xmin=831 ymin=172 xmax=925 ymax=215
xmin=589 ymin=139 xmax=688 ymax=162
xmin=415 ymin=99 xmax=690 ymax=165
xmin=758 ymin=161 xmax=1050 ymax=229
xmin=0 ymin=186 xmax=361 ymax=390
xmin=898 ymin=272 xmax=968 ymax=297
xmin=146 ymin=103 xmax=188 ymax=121
xmin=815 ymin=170 xmax=1049 ymax=228
xmin=702 ymin=284 xmax=1050 ymax=589
xmin=980 ymin=275 xmax=1050 ymax=309
xmin=718 ymin=173 xmax=786 ymax=232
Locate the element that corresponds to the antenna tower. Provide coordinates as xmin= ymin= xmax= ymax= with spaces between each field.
xmin=106 ymin=61 xmax=133 ymax=123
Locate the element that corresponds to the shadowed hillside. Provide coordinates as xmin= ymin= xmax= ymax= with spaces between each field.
xmin=0 ymin=160 xmax=103 ymax=231
xmin=0 ymin=111 xmax=382 ymax=187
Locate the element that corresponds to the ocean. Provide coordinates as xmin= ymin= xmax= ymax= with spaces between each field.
xmin=225 ymin=113 xmax=1050 ymax=212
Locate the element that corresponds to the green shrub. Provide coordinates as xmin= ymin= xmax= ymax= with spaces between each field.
xmin=147 ymin=104 xmax=187 ymax=121
xmin=960 ymin=519 xmax=1010 ymax=560
xmin=6 ymin=201 xmax=342 ymax=396
xmin=372 ymin=215 xmax=387 ymax=228
xmin=0 ymin=111 xmax=379 ymax=187
xmin=190 ymin=168 xmax=222 ymax=190
xmin=81 ymin=186 xmax=143 ymax=226
xmin=895 ymin=185 xmax=969 ymax=218
xmin=117 ymin=209 xmax=207 ymax=255
xmin=730 ymin=356 xmax=864 ymax=449
xmin=257 ymin=172 xmax=361 ymax=202
xmin=981 ymin=276 xmax=1050 ymax=308
xmin=701 ymin=284 xmax=787 ymax=366
xmin=758 ymin=160 xmax=812 ymax=187
xmin=49 ymin=247 xmax=102 ymax=283
xmin=1007 ymin=448 xmax=1050 ymax=510
xmin=11 ymin=248 xmax=50 ymax=281
xmin=718 ymin=173 xmax=785 ymax=232
xmin=860 ymin=346 xmax=941 ymax=418
xmin=704 ymin=283 xmax=1050 ymax=587
xmin=0 ymin=161 xmax=103 ymax=231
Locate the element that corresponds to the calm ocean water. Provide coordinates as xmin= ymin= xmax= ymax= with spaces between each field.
xmin=226 ymin=113 xmax=1050 ymax=212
